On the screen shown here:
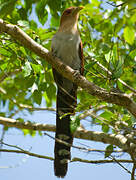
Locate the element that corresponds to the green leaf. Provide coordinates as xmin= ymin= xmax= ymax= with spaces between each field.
xmin=23 ymin=129 xmax=30 ymax=136
xmin=33 ymin=90 xmax=42 ymax=105
xmin=105 ymin=51 xmax=111 ymax=63
xmin=45 ymin=70 xmax=54 ymax=83
xmin=25 ymin=76 xmax=35 ymax=88
xmin=130 ymin=13 xmax=136 ymax=23
xmin=112 ymin=57 xmax=124 ymax=79
xmin=23 ymin=128 xmax=36 ymax=137
xmin=0 ymin=47 xmax=12 ymax=57
xmin=100 ymin=43 xmax=110 ymax=53
xmin=112 ymin=44 xmax=118 ymax=64
xmin=50 ymin=16 xmax=59 ymax=27
xmin=129 ymin=49 xmax=136 ymax=59
xmin=102 ymin=124 xmax=109 ymax=133
xmin=115 ymin=18 xmax=124 ymax=34
xmin=127 ymin=0 xmax=136 ymax=9
xmin=38 ymin=131 xmax=43 ymax=136
xmin=39 ymin=82 xmax=47 ymax=91
xmin=112 ymin=67 xmax=123 ymax=79
xmin=105 ymin=145 xmax=114 ymax=158
xmin=36 ymin=0 xmax=48 ymax=25
xmin=45 ymin=83 xmax=56 ymax=105
xmin=43 ymin=91 xmax=50 ymax=106
xmin=17 ymin=20 xmax=29 ymax=29
xmin=47 ymin=0 xmax=61 ymax=11
xmin=4 ymin=126 xmax=9 ymax=131
xmin=23 ymin=61 xmax=32 ymax=77
xmin=84 ymin=4 xmax=93 ymax=16
xmin=100 ymin=110 xmax=114 ymax=121
xmin=124 ymin=26 xmax=135 ymax=45
xmin=29 ymin=129 xmax=36 ymax=137
xmin=16 ymin=118 xmax=24 ymax=123
xmin=0 ymin=0 xmax=16 ymax=18
xmin=70 ymin=116 xmax=80 ymax=134
xmin=91 ymin=0 xmax=100 ymax=7
xmin=30 ymin=20 xmax=38 ymax=30
xmin=17 ymin=7 xmax=27 ymax=20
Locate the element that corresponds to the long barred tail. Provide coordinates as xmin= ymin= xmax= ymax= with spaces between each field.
xmin=54 ymin=84 xmax=77 ymax=178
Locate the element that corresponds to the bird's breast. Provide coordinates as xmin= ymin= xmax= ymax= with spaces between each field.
xmin=51 ymin=32 xmax=81 ymax=70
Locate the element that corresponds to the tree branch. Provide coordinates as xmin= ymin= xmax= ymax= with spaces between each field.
xmin=71 ymin=157 xmax=133 ymax=164
xmin=0 ymin=116 xmax=56 ymax=132
xmin=0 ymin=149 xmax=132 ymax=165
xmin=0 ymin=19 xmax=136 ymax=117
xmin=0 ymin=141 xmax=133 ymax=165
xmin=0 ymin=116 xmax=136 ymax=152
xmin=15 ymin=104 xmax=55 ymax=111
xmin=131 ymin=163 xmax=136 ymax=180
xmin=0 ymin=149 xmax=54 ymax=161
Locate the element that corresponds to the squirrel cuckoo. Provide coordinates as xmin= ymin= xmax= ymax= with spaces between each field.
xmin=51 ymin=7 xmax=84 ymax=178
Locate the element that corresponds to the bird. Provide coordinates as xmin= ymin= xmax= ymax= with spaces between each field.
xmin=51 ymin=6 xmax=84 ymax=178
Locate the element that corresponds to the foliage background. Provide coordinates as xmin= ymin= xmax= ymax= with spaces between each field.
xmin=0 ymin=0 xmax=136 ymax=179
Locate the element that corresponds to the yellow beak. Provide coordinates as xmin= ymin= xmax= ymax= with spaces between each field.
xmin=76 ymin=6 xmax=84 ymax=12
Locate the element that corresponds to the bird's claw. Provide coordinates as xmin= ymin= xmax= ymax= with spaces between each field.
xmin=73 ymin=70 xmax=80 ymax=81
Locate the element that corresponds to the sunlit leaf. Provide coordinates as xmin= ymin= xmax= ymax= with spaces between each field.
xmin=105 ymin=145 xmax=114 ymax=158
xmin=0 ymin=0 xmax=16 ymax=18
xmin=33 ymin=90 xmax=42 ymax=105
xmin=124 ymin=26 xmax=135 ymax=45
xmin=102 ymin=124 xmax=109 ymax=133
xmin=100 ymin=111 xmax=114 ymax=121
xmin=17 ymin=20 xmax=29 ymax=29
xmin=70 ymin=116 xmax=80 ymax=133
xmin=35 ymin=0 xmax=48 ymax=25
xmin=23 ymin=61 xmax=32 ymax=77
xmin=105 ymin=51 xmax=111 ymax=63
xmin=129 ymin=49 xmax=136 ymax=59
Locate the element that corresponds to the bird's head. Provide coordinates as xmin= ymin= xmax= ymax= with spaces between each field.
xmin=59 ymin=7 xmax=83 ymax=33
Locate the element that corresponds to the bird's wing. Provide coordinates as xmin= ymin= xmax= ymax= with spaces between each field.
xmin=79 ymin=41 xmax=84 ymax=75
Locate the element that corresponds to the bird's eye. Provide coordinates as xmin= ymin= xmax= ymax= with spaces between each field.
xmin=65 ymin=9 xmax=72 ymax=15
xmin=66 ymin=10 xmax=71 ymax=14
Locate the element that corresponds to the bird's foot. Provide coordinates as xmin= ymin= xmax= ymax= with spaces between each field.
xmin=73 ymin=70 xmax=80 ymax=82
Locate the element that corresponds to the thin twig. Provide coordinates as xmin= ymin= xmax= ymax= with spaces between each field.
xmin=1 ymin=141 xmax=29 ymax=152
xmin=44 ymin=132 xmax=123 ymax=153
xmin=131 ymin=163 xmax=136 ymax=180
xmin=0 ymin=127 xmax=6 ymax=151
xmin=0 ymin=116 xmax=133 ymax=151
xmin=0 ymin=149 xmax=54 ymax=161
xmin=130 ymin=154 xmax=136 ymax=180
xmin=0 ymin=148 xmax=133 ymax=165
xmin=78 ymin=105 xmax=106 ymax=120
xmin=71 ymin=157 xmax=133 ymax=164
xmin=106 ymin=2 xmax=126 ymax=8
xmin=109 ymin=155 xmax=132 ymax=175
xmin=18 ymin=104 xmax=55 ymax=111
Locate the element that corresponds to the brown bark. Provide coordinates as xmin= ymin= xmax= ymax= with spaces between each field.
xmin=0 ymin=116 xmax=136 ymax=152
